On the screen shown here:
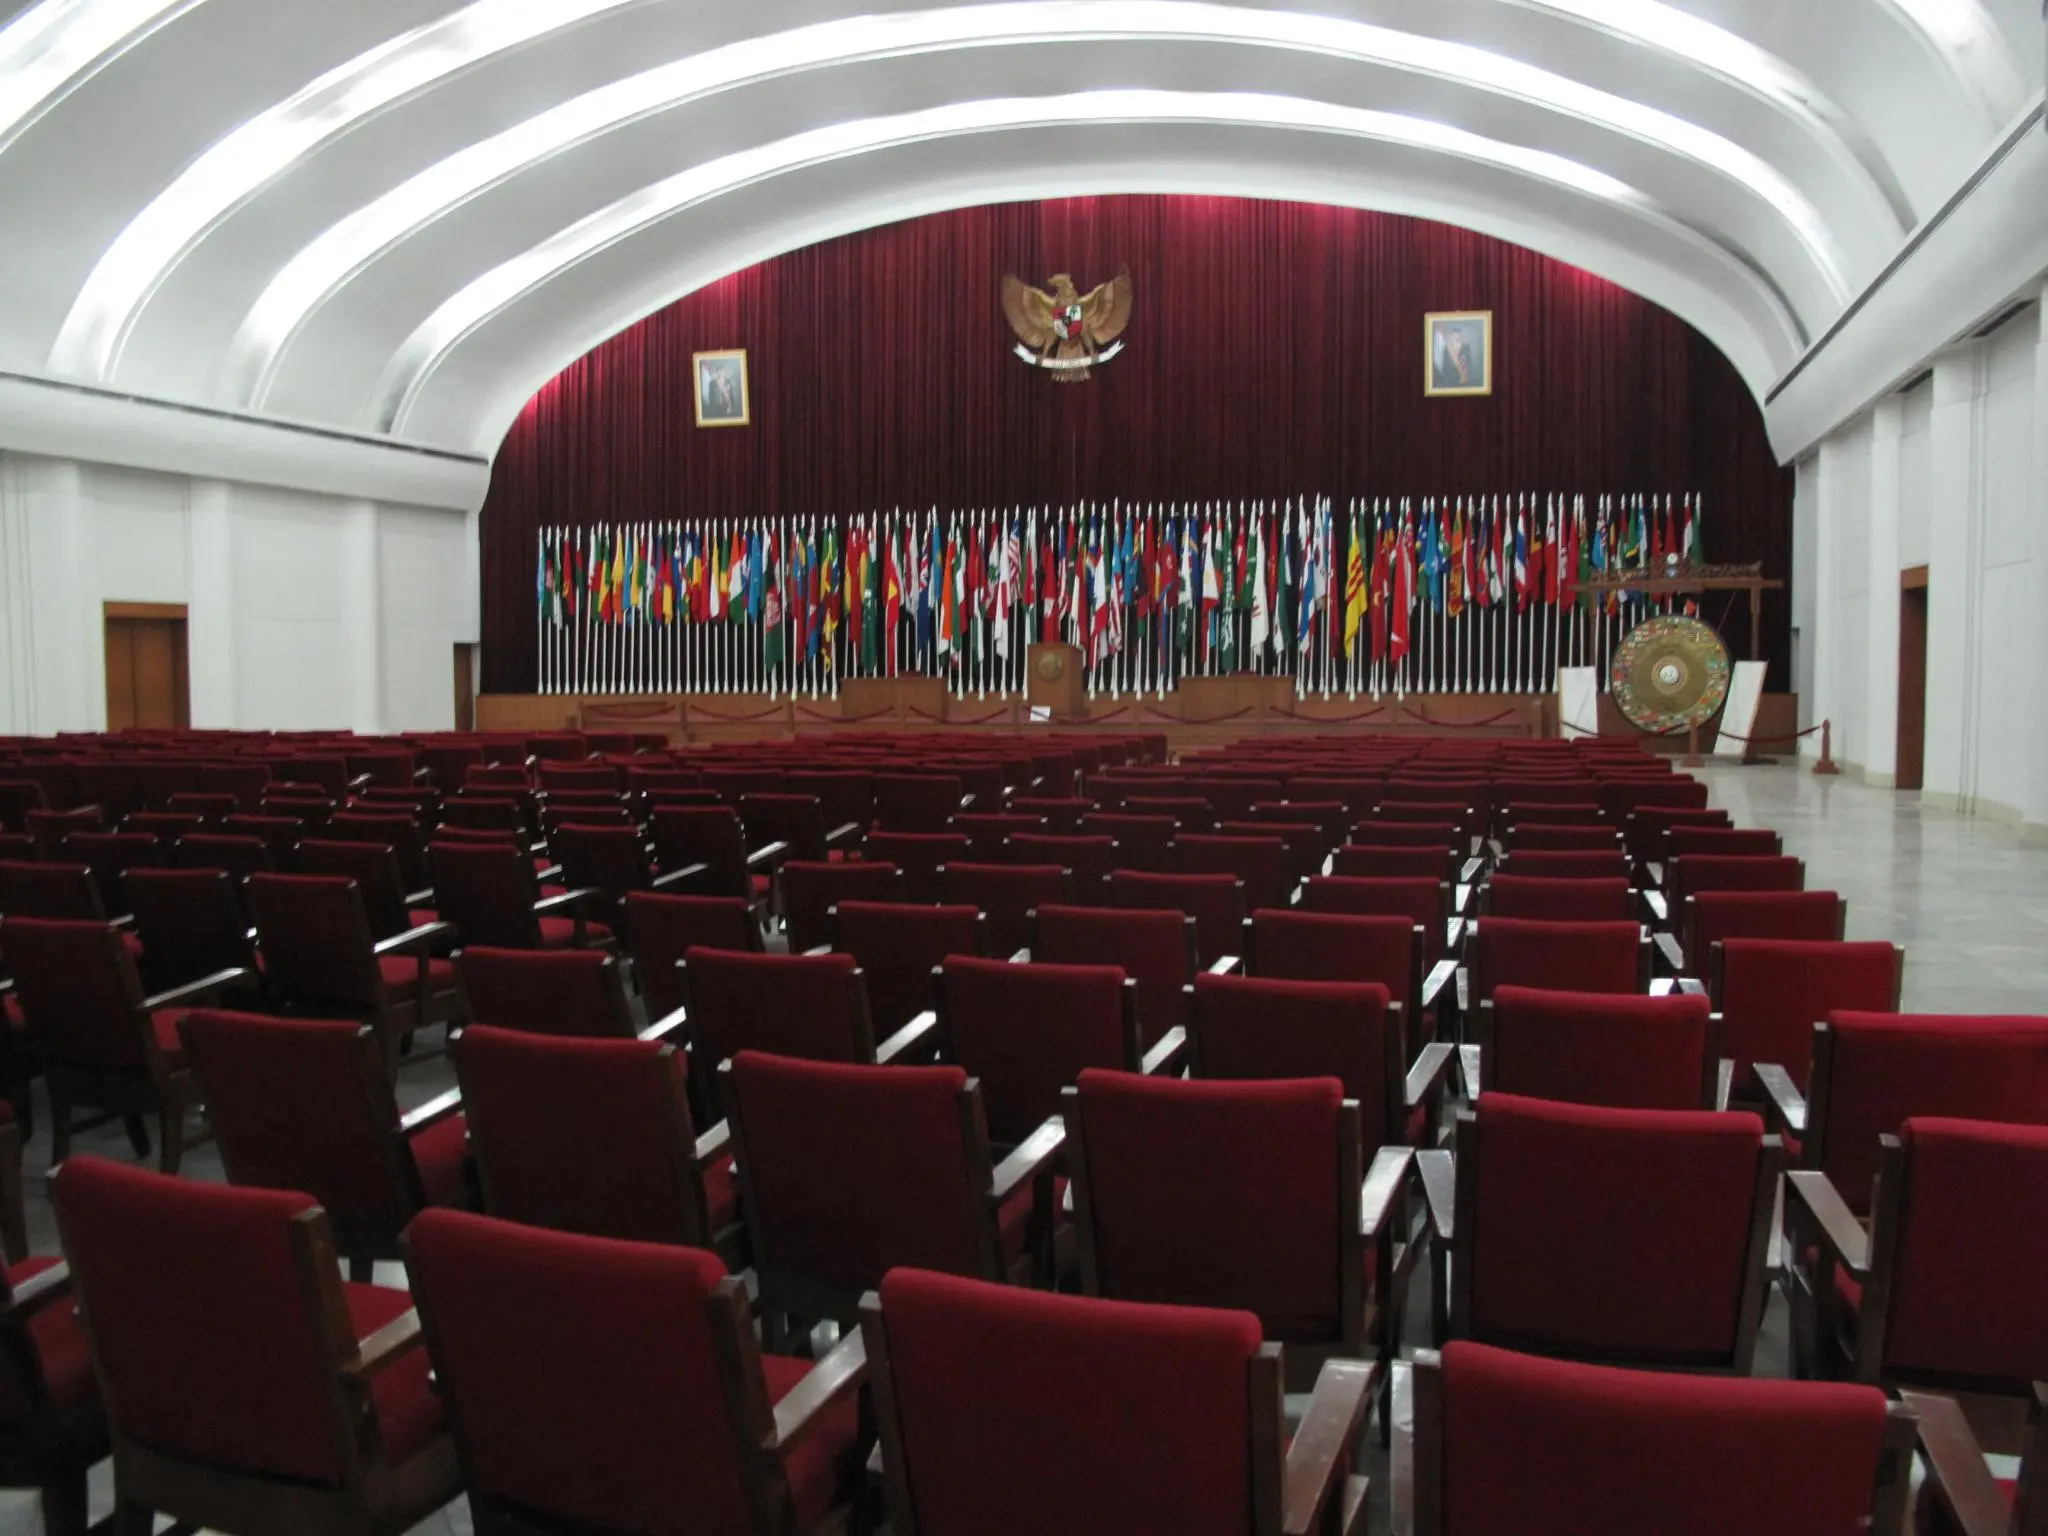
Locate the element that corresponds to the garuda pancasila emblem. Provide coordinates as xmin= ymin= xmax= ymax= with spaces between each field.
xmin=1001 ymin=267 xmax=1133 ymax=382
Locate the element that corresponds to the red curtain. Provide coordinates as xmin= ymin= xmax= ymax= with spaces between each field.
xmin=481 ymin=195 xmax=1791 ymax=691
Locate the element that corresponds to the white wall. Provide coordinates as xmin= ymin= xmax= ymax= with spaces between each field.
xmin=1799 ymin=285 xmax=2048 ymax=823
xmin=0 ymin=452 xmax=476 ymax=735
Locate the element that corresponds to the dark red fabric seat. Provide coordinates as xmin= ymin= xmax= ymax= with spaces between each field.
xmin=683 ymin=947 xmax=873 ymax=1078
xmin=1714 ymin=939 xmax=1901 ymax=1088
xmin=1486 ymin=875 xmax=1634 ymax=922
xmin=1033 ymin=903 xmax=1193 ymax=1044
xmin=833 ymin=899 xmax=982 ymax=1033
xmin=1485 ymin=985 xmax=1715 ymax=1110
xmin=458 ymin=946 xmax=635 ymax=1038
xmin=942 ymin=862 xmax=1069 ymax=958
xmin=939 ymin=955 xmax=1135 ymax=1144
xmin=1472 ymin=917 xmax=1645 ymax=1002
xmin=1300 ymin=875 xmax=1451 ymax=969
xmin=780 ymin=859 xmax=903 ymax=954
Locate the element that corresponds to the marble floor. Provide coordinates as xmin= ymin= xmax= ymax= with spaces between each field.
xmin=2 ymin=762 xmax=2039 ymax=1534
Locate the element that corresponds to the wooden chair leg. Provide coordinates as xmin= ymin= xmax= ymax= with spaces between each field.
xmin=348 ymin=1255 xmax=375 ymax=1284
xmin=158 ymin=1102 xmax=185 ymax=1175
xmin=124 ymin=1115 xmax=152 ymax=1159
xmin=49 ymin=1081 xmax=74 ymax=1167
xmin=38 ymin=1461 xmax=90 ymax=1536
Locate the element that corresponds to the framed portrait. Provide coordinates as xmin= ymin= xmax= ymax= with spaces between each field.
xmin=693 ymin=349 xmax=751 ymax=427
xmin=1425 ymin=311 xmax=1492 ymax=397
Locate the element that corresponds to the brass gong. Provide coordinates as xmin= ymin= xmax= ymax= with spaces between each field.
xmin=1610 ymin=616 xmax=1731 ymax=735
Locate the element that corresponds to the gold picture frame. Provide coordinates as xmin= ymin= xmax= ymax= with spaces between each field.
xmin=693 ymin=349 xmax=751 ymax=427
xmin=1424 ymin=311 xmax=1492 ymax=397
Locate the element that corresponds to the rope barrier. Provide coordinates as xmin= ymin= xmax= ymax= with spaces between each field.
xmin=1268 ymin=703 xmax=1392 ymax=725
xmin=1400 ymin=707 xmax=1524 ymax=731
xmin=688 ymin=702 xmax=790 ymax=723
xmin=579 ymin=702 xmax=680 ymax=722
xmin=793 ymin=705 xmax=897 ymax=725
xmin=1709 ymin=721 xmax=1824 ymax=747
xmin=908 ymin=704 xmax=1012 ymax=726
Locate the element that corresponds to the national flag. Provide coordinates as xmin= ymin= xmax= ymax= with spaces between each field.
xmin=1621 ymin=498 xmax=1645 ymax=569
xmin=538 ymin=533 xmax=555 ymax=625
xmin=1527 ymin=503 xmax=1547 ymax=608
xmin=1370 ymin=515 xmax=1393 ymax=663
xmin=1683 ymin=495 xmax=1703 ymax=564
xmin=1447 ymin=505 xmax=1466 ymax=618
xmin=995 ymin=515 xmax=1019 ymax=660
xmin=1200 ymin=511 xmax=1222 ymax=665
xmin=1249 ymin=514 xmax=1270 ymax=658
xmin=1487 ymin=498 xmax=1506 ymax=605
xmin=1513 ymin=501 xmax=1531 ymax=610
xmin=1390 ymin=503 xmax=1415 ymax=666
xmin=1270 ymin=508 xmax=1292 ymax=665
xmin=1295 ymin=503 xmax=1318 ymax=650
xmin=1342 ymin=506 xmax=1367 ymax=658
xmin=1041 ymin=513 xmax=1061 ymax=645
xmin=762 ymin=531 xmax=785 ymax=674
xmin=1419 ymin=502 xmax=1445 ymax=612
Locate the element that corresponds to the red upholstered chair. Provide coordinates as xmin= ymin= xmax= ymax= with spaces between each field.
xmin=701 ymin=766 xmax=786 ymax=802
xmin=874 ymin=772 xmax=965 ymax=832
xmin=861 ymin=831 xmax=970 ymax=904
xmin=1247 ymin=906 xmax=1449 ymax=1023
xmin=1501 ymin=825 xmax=1622 ymax=854
xmin=429 ymin=838 xmax=609 ymax=951
xmin=550 ymin=822 xmax=696 ymax=930
xmin=1250 ymin=799 xmax=1352 ymax=846
xmin=742 ymin=792 xmax=861 ymax=864
xmin=1472 ymin=986 xmax=1722 ymax=1110
xmin=1907 ymin=1387 xmax=2046 ymax=1536
xmin=1300 ymin=875 xmax=1459 ymax=974
xmin=681 ymin=948 xmax=896 ymax=1086
xmin=1007 ymin=832 xmax=1117 ymax=903
xmin=297 ymin=837 xmax=433 ymax=943
xmin=536 ymin=760 xmax=617 ymax=793
xmin=1599 ymin=775 xmax=1711 ymax=816
xmin=1668 ymin=853 xmax=1806 ymax=909
xmin=1066 ymin=1071 xmax=1412 ymax=1397
xmin=1109 ymin=870 xmax=1246 ymax=969
xmin=454 ymin=1025 xmax=737 ymax=1259
xmin=936 ymin=954 xmax=1149 ymax=1147
xmin=458 ymin=945 xmax=642 ymax=1040
xmin=1627 ymin=804 xmax=1732 ymax=863
xmin=1175 ymin=833 xmax=1289 ymax=912
xmin=832 ymin=900 xmax=983 ymax=1035
xmin=1710 ymin=938 xmax=1903 ymax=1090
xmin=723 ymin=1052 xmax=1061 ymax=1336
xmin=404 ymin=1210 xmax=864 ymax=1536
xmin=781 ymin=859 xmax=903 ymax=955
xmin=1678 ymin=889 xmax=1844 ymax=972
xmin=245 ymin=872 xmax=458 ymax=1070
xmin=441 ymin=792 xmax=531 ymax=836
xmin=179 ymin=1010 xmax=472 ymax=1281
xmin=1483 ymin=874 xmax=1635 ymax=922
xmin=1494 ymin=849 xmax=1631 ymax=882
xmin=1421 ymin=1094 xmax=1777 ymax=1372
xmin=326 ymin=810 xmax=431 ymax=892
xmin=1032 ymin=903 xmax=1199 ymax=1045
xmin=173 ymin=831 xmax=274 ymax=878
xmin=1371 ymin=803 xmax=1478 ymax=842
xmin=0 ymin=916 xmax=246 ymax=1169
xmin=1079 ymin=811 xmax=1177 ymax=871
xmin=648 ymin=806 xmax=784 ymax=911
xmin=25 ymin=809 xmax=102 ymax=864
xmin=123 ymin=867 xmax=261 ymax=993
xmin=941 ymin=861 xmax=1070 ymax=959
xmin=785 ymin=770 xmax=874 ymax=831
xmin=950 ymin=811 xmax=1045 ymax=862
xmin=1402 ymin=1341 xmax=1910 ymax=1536
xmin=1220 ymin=819 xmax=1325 ymax=888
xmin=1008 ymin=796 xmax=1091 ymax=834
xmin=861 ymin=1268 xmax=1371 ymax=1536
xmin=60 ymin=830 xmax=161 ymax=916
xmin=1188 ymin=973 xmax=1452 ymax=1150
xmin=1670 ymin=826 xmax=1783 ymax=859
xmin=220 ymin=812 xmax=306 ymax=867
xmin=1342 ymin=822 xmax=1464 ymax=856
xmin=121 ymin=811 xmax=204 ymax=846
xmin=1193 ymin=779 xmax=1282 ymax=822
xmin=1469 ymin=919 xmax=1650 ymax=1016
xmin=620 ymin=890 xmax=760 ymax=1023
xmin=50 ymin=1155 xmax=460 ymax=1535
xmin=1123 ymin=795 xmax=1217 ymax=834
xmin=0 ymin=780 xmax=47 ymax=834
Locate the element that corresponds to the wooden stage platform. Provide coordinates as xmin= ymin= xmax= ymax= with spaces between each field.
xmin=478 ymin=677 xmax=1799 ymax=756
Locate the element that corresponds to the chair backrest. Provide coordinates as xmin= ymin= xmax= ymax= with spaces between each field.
xmin=1174 ymin=834 xmax=1287 ymax=912
xmin=1504 ymin=825 xmax=1621 ymax=853
xmin=939 ymin=954 xmax=1134 ymax=1144
xmin=1250 ymin=907 xmax=1420 ymax=1003
xmin=740 ymin=793 xmax=830 ymax=862
xmin=123 ymin=811 xmax=205 ymax=845
xmin=1007 ymin=797 xmax=1091 ymax=835
xmin=459 ymin=946 xmax=634 ymax=1038
xmin=0 ymin=917 xmax=151 ymax=1072
xmin=0 ymin=859 xmax=106 ymax=919
xmin=1485 ymin=875 xmax=1634 ymax=922
xmin=1713 ymin=940 xmax=1902 ymax=1087
xmin=1007 ymin=833 xmax=1117 ymax=900
xmin=442 ymin=794 xmax=527 ymax=835
xmin=1807 ymin=1012 xmax=2048 ymax=1215
xmin=1454 ymin=1094 xmax=1774 ymax=1369
xmin=785 ymin=770 xmax=874 ymax=830
xmin=1331 ymin=843 xmax=1455 ymax=882
xmin=1669 ymin=827 xmax=1782 ymax=859
xmin=1190 ymin=974 xmax=1403 ymax=1143
xmin=866 ymin=1268 xmax=1269 ymax=1536
xmin=726 ymin=1052 xmax=998 ymax=1305
xmin=1078 ymin=813 xmax=1177 ymax=871
xmin=1345 ymin=818 xmax=1463 ymax=849
xmin=874 ymin=774 xmax=964 ymax=832
xmin=174 ymin=831 xmax=274 ymax=878
xmin=326 ymin=811 xmax=429 ymax=889
xmin=179 ymin=1010 xmax=411 ymax=1235
xmin=551 ymin=824 xmax=653 ymax=916
xmin=1873 ymin=1117 xmax=2048 ymax=1390
xmin=622 ymin=891 xmax=760 ymax=1021
xmin=1108 ymin=871 xmax=1244 ymax=967
xmin=1669 ymin=854 xmax=1806 ymax=900
xmin=941 ymin=862 xmax=1069 ymax=958
xmin=1473 ymin=918 xmax=1645 ymax=1001
xmin=26 ymin=807 xmax=102 ymax=861
xmin=455 ymin=1026 xmax=713 ymax=1245
xmin=428 ymin=840 xmax=543 ymax=949
xmin=1072 ymin=1070 xmax=1350 ymax=1341
xmin=1685 ymin=890 xmax=1843 ymax=962
xmin=404 ymin=1210 xmax=791 ymax=1534
xmin=1299 ymin=875 xmax=1449 ymax=968
xmin=1033 ymin=903 xmax=1194 ymax=1043
xmin=63 ymin=830 xmax=162 ymax=914
xmin=1416 ymin=1340 xmax=1901 ymax=1536
xmin=951 ymin=812 xmax=1046 ymax=862
xmin=1487 ymin=986 xmax=1714 ymax=1110
xmin=861 ymin=832 xmax=971 ymax=903
xmin=648 ymin=807 xmax=748 ymax=896
xmin=53 ymin=1155 xmax=401 ymax=1487
xmin=246 ymin=873 xmax=383 ymax=1010
xmin=220 ymin=813 xmax=305 ymax=865
xmin=297 ymin=837 xmax=413 ymax=940
xmin=833 ymin=900 xmax=983 ymax=1033
xmin=537 ymin=761 xmax=618 ymax=793
xmin=1495 ymin=850 xmax=1631 ymax=882
xmin=780 ymin=860 xmax=903 ymax=955
xmin=683 ymin=948 xmax=870 ymax=1078
xmin=125 ymin=867 xmax=256 ymax=988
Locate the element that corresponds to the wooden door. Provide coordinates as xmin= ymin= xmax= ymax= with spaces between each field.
xmin=1896 ymin=570 xmax=1927 ymax=792
xmin=454 ymin=644 xmax=476 ymax=731
xmin=104 ymin=604 xmax=190 ymax=731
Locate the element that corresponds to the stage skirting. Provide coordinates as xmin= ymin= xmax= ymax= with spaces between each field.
xmin=476 ymin=678 xmax=1800 ymax=756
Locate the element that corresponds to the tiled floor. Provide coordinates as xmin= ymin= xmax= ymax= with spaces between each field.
xmin=3 ymin=762 xmax=2040 ymax=1534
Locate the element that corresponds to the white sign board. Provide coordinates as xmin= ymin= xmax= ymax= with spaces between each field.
xmin=1557 ymin=666 xmax=1601 ymax=740
xmin=1713 ymin=661 xmax=1768 ymax=760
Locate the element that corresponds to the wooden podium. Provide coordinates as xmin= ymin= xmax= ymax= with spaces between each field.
xmin=1026 ymin=643 xmax=1086 ymax=717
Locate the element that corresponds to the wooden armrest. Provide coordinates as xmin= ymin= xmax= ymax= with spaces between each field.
xmin=1404 ymin=1042 xmax=1456 ymax=1109
xmin=745 ymin=840 xmax=790 ymax=869
xmin=142 ymin=966 xmax=253 ymax=1010
xmin=1445 ymin=915 xmax=1465 ymax=951
xmin=1206 ymin=954 xmax=1242 ymax=975
xmin=1008 ymin=946 xmax=1032 ymax=963
xmin=532 ymin=887 xmax=595 ymax=917
xmin=1282 ymin=1359 xmax=1376 ymax=1536
xmin=534 ymin=862 xmax=563 ymax=883
xmin=108 ymin=912 xmax=134 ymax=930
xmin=1901 ymin=1389 xmax=2011 ymax=1536
xmin=347 ymin=774 xmax=376 ymax=793
xmin=398 ymin=1088 xmax=463 ymax=1137
xmin=1649 ymin=976 xmax=1676 ymax=998
xmin=372 ymin=923 xmax=447 ymax=957
xmin=1643 ymin=889 xmax=1670 ymax=925
xmin=1421 ymin=960 xmax=1458 ymax=1011
xmin=1416 ymin=1149 xmax=1455 ymax=1241
xmin=1360 ymin=1147 xmax=1413 ymax=1240
xmin=1675 ymin=977 xmax=1708 ymax=997
xmin=404 ymin=886 xmax=436 ymax=909
xmin=958 ymin=793 xmax=977 ymax=811
xmin=1457 ymin=1043 xmax=1482 ymax=1100
xmin=876 ymin=1011 xmax=940 ymax=1065
xmin=1459 ymin=858 xmax=1483 ymax=885
xmin=651 ymin=863 xmax=709 ymax=892
xmin=1645 ymin=860 xmax=1664 ymax=888
xmin=342 ymin=1308 xmax=425 ymax=1382
xmin=1716 ymin=1059 xmax=1733 ymax=1111
xmin=990 ymin=1116 xmax=1065 ymax=1205
xmin=694 ymin=1119 xmax=730 ymax=1168
xmin=639 ymin=1005 xmax=689 ymax=1044
xmin=1786 ymin=1170 xmax=1869 ymax=1273
xmin=825 ymin=821 xmax=862 ymax=847
xmin=771 ymin=1331 xmax=868 ymax=1450
xmin=1654 ymin=930 xmax=1686 ymax=974
xmin=1141 ymin=1026 xmax=1189 ymax=1076
xmin=1754 ymin=1062 xmax=1808 ymax=1134
xmin=1454 ymin=968 xmax=1468 ymax=1015
xmin=5 ymin=1261 xmax=73 ymax=1319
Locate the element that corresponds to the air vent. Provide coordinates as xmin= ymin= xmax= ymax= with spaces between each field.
xmin=1964 ymin=299 xmax=2035 ymax=341
xmin=1895 ymin=368 xmax=1933 ymax=396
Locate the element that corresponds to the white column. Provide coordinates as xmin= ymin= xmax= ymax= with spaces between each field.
xmin=1808 ymin=435 xmax=1849 ymax=763
xmin=1922 ymin=347 xmax=1989 ymax=810
xmin=1789 ymin=455 xmax=1820 ymax=750
xmin=0 ymin=455 xmax=33 ymax=734
xmin=186 ymin=478 xmax=238 ymax=728
xmin=336 ymin=500 xmax=385 ymax=734
xmin=0 ymin=458 xmax=99 ymax=733
xmin=2025 ymin=287 xmax=2048 ymax=827
xmin=1861 ymin=399 xmax=1904 ymax=785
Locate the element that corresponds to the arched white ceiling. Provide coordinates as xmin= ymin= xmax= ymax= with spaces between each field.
xmin=0 ymin=0 xmax=2036 ymax=458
